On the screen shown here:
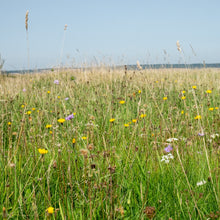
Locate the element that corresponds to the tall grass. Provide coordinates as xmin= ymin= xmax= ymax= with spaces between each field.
xmin=0 ymin=67 xmax=220 ymax=219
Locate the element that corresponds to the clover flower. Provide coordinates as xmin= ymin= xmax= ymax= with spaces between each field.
xmin=65 ymin=97 xmax=69 ymax=101
xmin=198 ymin=133 xmax=205 ymax=137
xmin=54 ymin=80 xmax=59 ymax=85
xmin=164 ymin=145 xmax=173 ymax=153
xmin=65 ymin=114 xmax=74 ymax=121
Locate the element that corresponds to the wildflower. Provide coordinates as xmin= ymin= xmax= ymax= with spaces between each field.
xmin=46 ymin=207 xmax=54 ymax=214
xmin=109 ymin=118 xmax=115 ymax=123
xmin=163 ymin=97 xmax=167 ymax=100
xmin=23 ymin=88 xmax=26 ymax=92
xmin=166 ymin=138 xmax=178 ymax=142
xmin=181 ymin=110 xmax=184 ymax=114
xmin=194 ymin=115 xmax=201 ymax=120
xmin=49 ymin=131 xmax=53 ymax=134
xmin=32 ymin=108 xmax=36 ymax=111
xmin=156 ymin=81 xmax=159 ymax=83
xmin=54 ymin=80 xmax=59 ymax=85
xmin=132 ymin=119 xmax=137 ymax=123
xmin=65 ymin=114 xmax=74 ymax=120
xmin=161 ymin=153 xmax=174 ymax=163
xmin=65 ymin=97 xmax=69 ymax=100
xmin=57 ymin=118 xmax=65 ymax=124
xmin=57 ymin=96 xmax=60 ymax=99
xmin=80 ymin=149 xmax=88 ymax=157
xmin=72 ymin=138 xmax=76 ymax=144
xmin=140 ymin=114 xmax=146 ymax=118
xmin=196 ymin=180 xmax=207 ymax=186
xmin=181 ymin=96 xmax=186 ymax=100
xmin=47 ymin=91 xmax=50 ymax=94
xmin=73 ymin=112 xmax=76 ymax=115
xmin=26 ymin=111 xmax=31 ymax=115
xmin=164 ymin=145 xmax=173 ymax=153
xmin=198 ymin=133 xmax=205 ymax=137
xmin=38 ymin=148 xmax=48 ymax=154
xmin=82 ymin=136 xmax=87 ymax=140
xmin=210 ymin=134 xmax=219 ymax=139
xmin=8 ymin=122 xmax=12 ymax=126
xmin=206 ymin=90 xmax=212 ymax=94
xmin=124 ymin=124 xmax=129 ymax=127
xmin=138 ymin=90 xmax=141 ymax=94
xmin=21 ymin=105 xmax=25 ymax=108
xmin=209 ymin=108 xmax=214 ymax=111
xmin=46 ymin=124 xmax=52 ymax=128
xmin=192 ymin=86 xmax=197 ymax=89
xmin=182 ymin=90 xmax=186 ymax=94
xmin=215 ymin=107 xmax=219 ymax=110
xmin=119 ymin=100 xmax=125 ymax=104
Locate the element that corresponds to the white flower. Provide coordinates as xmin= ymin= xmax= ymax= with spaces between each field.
xmin=161 ymin=154 xmax=174 ymax=163
xmin=197 ymin=180 xmax=207 ymax=186
xmin=210 ymin=134 xmax=219 ymax=139
xmin=166 ymin=138 xmax=178 ymax=142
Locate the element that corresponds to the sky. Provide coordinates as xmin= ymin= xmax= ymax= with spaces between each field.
xmin=1 ymin=0 xmax=220 ymax=70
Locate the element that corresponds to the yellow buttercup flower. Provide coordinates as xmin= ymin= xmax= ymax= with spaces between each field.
xmin=82 ymin=136 xmax=87 ymax=140
xmin=194 ymin=115 xmax=201 ymax=120
xmin=209 ymin=108 xmax=214 ymax=111
xmin=8 ymin=122 xmax=12 ymax=126
xmin=138 ymin=90 xmax=141 ymax=94
xmin=49 ymin=131 xmax=53 ymax=134
xmin=26 ymin=111 xmax=31 ymax=115
xmin=132 ymin=119 xmax=137 ymax=123
xmin=109 ymin=118 xmax=115 ymax=123
xmin=21 ymin=105 xmax=25 ymax=108
xmin=181 ymin=110 xmax=184 ymax=114
xmin=46 ymin=124 xmax=52 ymax=128
xmin=47 ymin=91 xmax=51 ymax=94
xmin=46 ymin=207 xmax=54 ymax=214
xmin=58 ymin=118 xmax=65 ymax=124
xmin=140 ymin=114 xmax=146 ymax=118
xmin=182 ymin=91 xmax=186 ymax=94
xmin=163 ymin=97 xmax=167 ymax=100
xmin=38 ymin=148 xmax=48 ymax=154
xmin=72 ymin=138 xmax=76 ymax=144
xmin=206 ymin=90 xmax=212 ymax=94
xmin=192 ymin=86 xmax=197 ymax=89
xmin=215 ymin=107 xmax=219 ymax=110
xmin=57 ymin=96 xmax=61 ymax=99
xmin=119 ymin=100 xmax=125 ymax=104
xmin=181 ymin=96 xmax=186 ymax=100
xmin=124 ymin=124 xmax=129 ymax=127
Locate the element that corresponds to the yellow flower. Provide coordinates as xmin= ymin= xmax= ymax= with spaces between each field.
xmin=46 ymin=124 xmax=52 ymax=128
xmin=124 ymin=124 xmax=129 ymax=127
xmin=21 ymin=105 xmax=25 ymax=108
xmin=140 ymin=114 xmax=146 ymax=118
xmin=192 ymin=86 xmax=197 ymax=89
xmin=181 ymin=96 xmax=186 ymax=100
xmin=73 ymin=112 xmax=76 ymax=115
xmin=109 ymin=118 xmax=115 ymax=123
xmin=32 ymin=108 xmax=36 ymax=111
xmin=38 ymin=148 xmax=48 ymax=154
xmin=57 ymin=118 xmax=65 ymax=124
xmin=46 ymin=207 xmax=54 ymax=214
xmin=156 ymin=81 xmax=159 ymax=83
xmin=182 ymin=91 xmax=186 ymax=94
xmin=8 ymin=122 xmax=12 ymax=126
xmin=163 ymin=97 xmax=167 ymax=100
xmin=119 ymin=100 xmax=125 ymax=104
xmin=181 ymin=110 xmax=184 ymax=114
xmin=132 ymin=119 xmax=137 ymax=123
xmin=82 ymin=136 xmax=87 ymax=140
xmin=72 ymin=138 xmax=76 ymax=144
xmin=47 ymin=91 xmax=51 ymax=94
xmin=138 ymin=90 xmax=141 ymax=94
xmin=209 ymin=108 xmax=214 ymax=111
xmin=26 ymin=111 xmax=31 ymax=115
xmin=206 ymin=90 xmax=212 ymax=94
xmin=151 ymin=133 xmax=154 ymax=137
xmin=215 ymin=107 xmax=219 ymax=110
xmin=57 ymin=96 xmax=60 ymax=99
xmin=49 ymin=131 xmax=53 ymax=134
xmin=194 ymin=115 xmax=201 ymax=120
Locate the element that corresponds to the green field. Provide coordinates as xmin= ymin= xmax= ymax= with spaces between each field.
xmin=1 ymin=68 xmax=220 ymax=219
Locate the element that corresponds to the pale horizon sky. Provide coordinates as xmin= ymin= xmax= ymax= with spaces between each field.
xmin=1 ymin=0 xmax=220 ymax=70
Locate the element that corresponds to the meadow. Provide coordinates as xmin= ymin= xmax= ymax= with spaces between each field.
xmin=0 ymin=67 xmax=220 ymax=219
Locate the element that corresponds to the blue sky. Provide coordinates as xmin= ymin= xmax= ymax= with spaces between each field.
xmin=1 ymin=0 xmax=220 ymax=70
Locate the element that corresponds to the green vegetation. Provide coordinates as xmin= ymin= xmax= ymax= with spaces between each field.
xmin=0 ymin=68 xmax=219 ymax=219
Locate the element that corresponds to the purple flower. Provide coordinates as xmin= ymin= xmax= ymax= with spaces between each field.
xmin=23 ymin=88 xmax=26 ymax=92
xmin=65 ymin=114 xmax=74 ymax=121
xmin=54 ymin=80 xmax=59 ymax=85
xmin=164 ymin=145 xmax=173 ymax=153
xmin=65 ymin=97 xmax=69 ymax=101
xmin=198 ymin=133 xmax=205 ymax=137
